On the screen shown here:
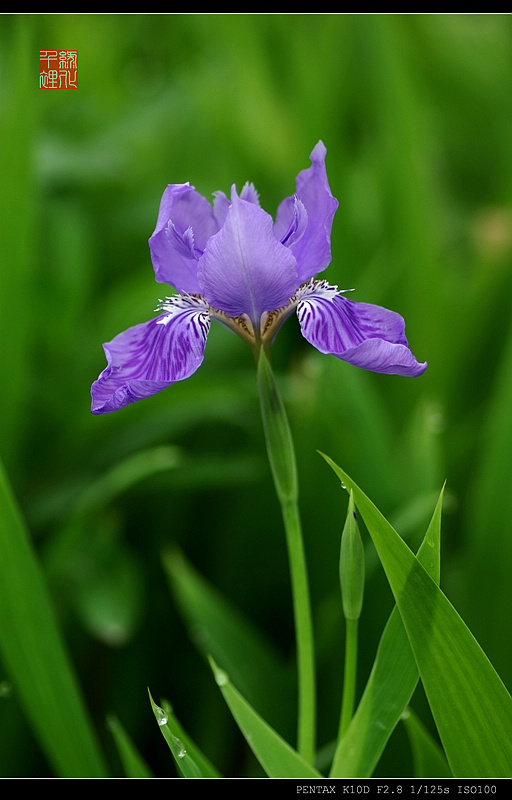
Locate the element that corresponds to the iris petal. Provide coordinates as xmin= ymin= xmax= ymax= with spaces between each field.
xmin=279 ymin=197 xmax=308 ymax=248
xmin=149 ymin=183 xmax=218 ymax=293
xmin=91 ymin=296 xmax=210 ymax=413
xmin=297 ymin=286 xmax=427 ymax=377
xmin=212 ymin=190 xmax=231 ymax=229
xmin=333 ymin=338 xmax=428 ymax=376
xmin=275 ymin=141 xmax=339 ymax=283
xmin=198 ymin=192 xmax=298 ymax=325
xmin=212 ymin=181 xmax=260 ymax=233
xmin=91 ymin=144 xmax=426 ymax=416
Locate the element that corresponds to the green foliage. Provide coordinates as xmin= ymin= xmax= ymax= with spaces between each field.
xmin=107 ymin=715 xmax=153 ymax=778
xmin=148 ymin=692 xmax=220 ymax=777
xmin=0 ymin=459 xmax=107 ymax=777
xmin=1 ymin=13 xmax=512 ymax=777
xmin=207 ymin=656 xmax=322 ymax=778
xmin=322 ymin=459 xmax=512 ymax=778
xmin=402 ymin=709 xmax=450 ymax=779
xmin=161 ymin=547 xmax=294 ymax=739
xmin=329 ymin=484 xmax=442 ymax=778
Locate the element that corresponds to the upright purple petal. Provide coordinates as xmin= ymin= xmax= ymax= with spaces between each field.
xmin=149 ymin=183 xmax=219 ymax=293
xmin=240 ymin=181 xmax=260 ymax=205
xmin=91 ymin=296 xmax=210 ymax=414
xmin=198 ymin=191 xmax=298 ymax=325
xmin=279 ymin=197 xmax=308 ymax=249
xmin=297 ymin=284 xmax=427 ymax=377
xmin=213 ymin=190 xmax=231 ymax=229
xmin=213 ymin=182 xmax=260 ymax=229
xmin=275 ymin=141 xmax=339 ymax=283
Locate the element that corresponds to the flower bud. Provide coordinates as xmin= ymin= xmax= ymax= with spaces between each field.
xmin=340 ymin=491 xmax=365 ymax=621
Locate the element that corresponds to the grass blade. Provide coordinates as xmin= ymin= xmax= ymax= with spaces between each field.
xmin=107 ymin=715 xmax=153 ymax=778
xmin=208 ymin=656 xmax=322 ymax=778
xmin=162 ymin=547 xmax=294 ymax=738
xmin=402 ymin=708 xmax=450 ymax=778
xmin=148 ymin=690 xmax=220 ymax=777
xmin=329 ymin=486 xmax=443 ymax=777
xmin=320 ymin=454 xmax=512 ymax=778
xmin=0 ymin=459 xmax=108 ymax=777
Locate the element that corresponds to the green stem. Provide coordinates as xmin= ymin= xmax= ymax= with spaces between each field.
xmin=256 ymin=348 xmax=316 ymax=764
xmin=338 ymin=617 xmax=358 ymax=739
xmin=281 ymin=497 xmax=316 ymax=763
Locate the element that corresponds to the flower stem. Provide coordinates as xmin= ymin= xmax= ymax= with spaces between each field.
xmin=256 ymin=347 xmax=316 ymax=765
xmin=338 ymin=617 xmax=358 ymax=739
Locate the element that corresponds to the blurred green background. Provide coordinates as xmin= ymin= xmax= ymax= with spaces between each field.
xmin=1 ymin=13 xmax=512 ymax=777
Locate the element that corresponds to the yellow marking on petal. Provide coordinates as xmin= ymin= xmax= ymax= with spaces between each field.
xmin=260 ymin=297 xmax=298 ymax=344
xmin=209 ymin=308 xmax=256 ymax=345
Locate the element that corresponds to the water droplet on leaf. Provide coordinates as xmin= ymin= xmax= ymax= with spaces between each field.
xmin=215 ymin=668 xmax=228 ymax=686
xmin=0 ymin=681 xmax=12 ymax=699
xmin=154 ymin=704 xmax=168 ymax=726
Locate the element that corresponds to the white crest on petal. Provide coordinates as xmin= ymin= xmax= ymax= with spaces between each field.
xmin=156 ymin=293 xmax=210 ymax=326
xmin=296 ymin=278 xmax=352 ymax=302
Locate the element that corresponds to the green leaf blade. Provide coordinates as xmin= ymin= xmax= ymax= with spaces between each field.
xmin=148 ymin=690 xmax=220 ymax=778
xmin=107 ymin=715 xmax=153 ymax=778
xmin=0 ymin=459 xmax=108 ymax=777
xmin=329 ymin=484 xmax=444 ymax=778
xmin=321 ymin=454 xmax=512 ymax=779
xmin=162 ymin=547 xmax=294 ymax=739
xmin=209 ymin=657 xmax=322 ymax=778
xmin=402 ymin=708 xmax=451 ymax=778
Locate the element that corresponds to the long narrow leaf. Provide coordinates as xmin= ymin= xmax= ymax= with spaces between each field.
xmin=148 ymin=691 xmax=220 ymax=777
xmin=402 ymin=708 xmax=450 ymax=778
xmin=0 ymin=459 xmax=108 ymax=777
xmin=107 ymin=715 xmax=153 ymax=778
xmin=162 ymin=547 xmax=294 ymax=738
xmin=329 ymin=486 xmax=444 ymax=777
xmin=321 ymin=455 xmax=512 ymax=778
xmin=208 ymin=656 xmax=322 ymax=778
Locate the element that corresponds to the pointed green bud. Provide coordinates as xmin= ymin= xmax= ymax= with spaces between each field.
xmin=340 ymin=491 xmax=365 ymax=621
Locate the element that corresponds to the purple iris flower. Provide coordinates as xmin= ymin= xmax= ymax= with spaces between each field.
xmin=91 ymin=142 xmax=426 ymax=414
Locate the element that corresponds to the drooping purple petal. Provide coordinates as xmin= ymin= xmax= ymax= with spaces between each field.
xmin=275 ymin=141 xmax=339 ymax=283
xmin=91 ymin=296 xmax=210 ymax=414
xmin=149 ymin=183 xmax=219 ymax=293
xmin=198 ymin=190 xmax=298 ymax=325
xmin=297 ymin=283 xmax=427 ymax=377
